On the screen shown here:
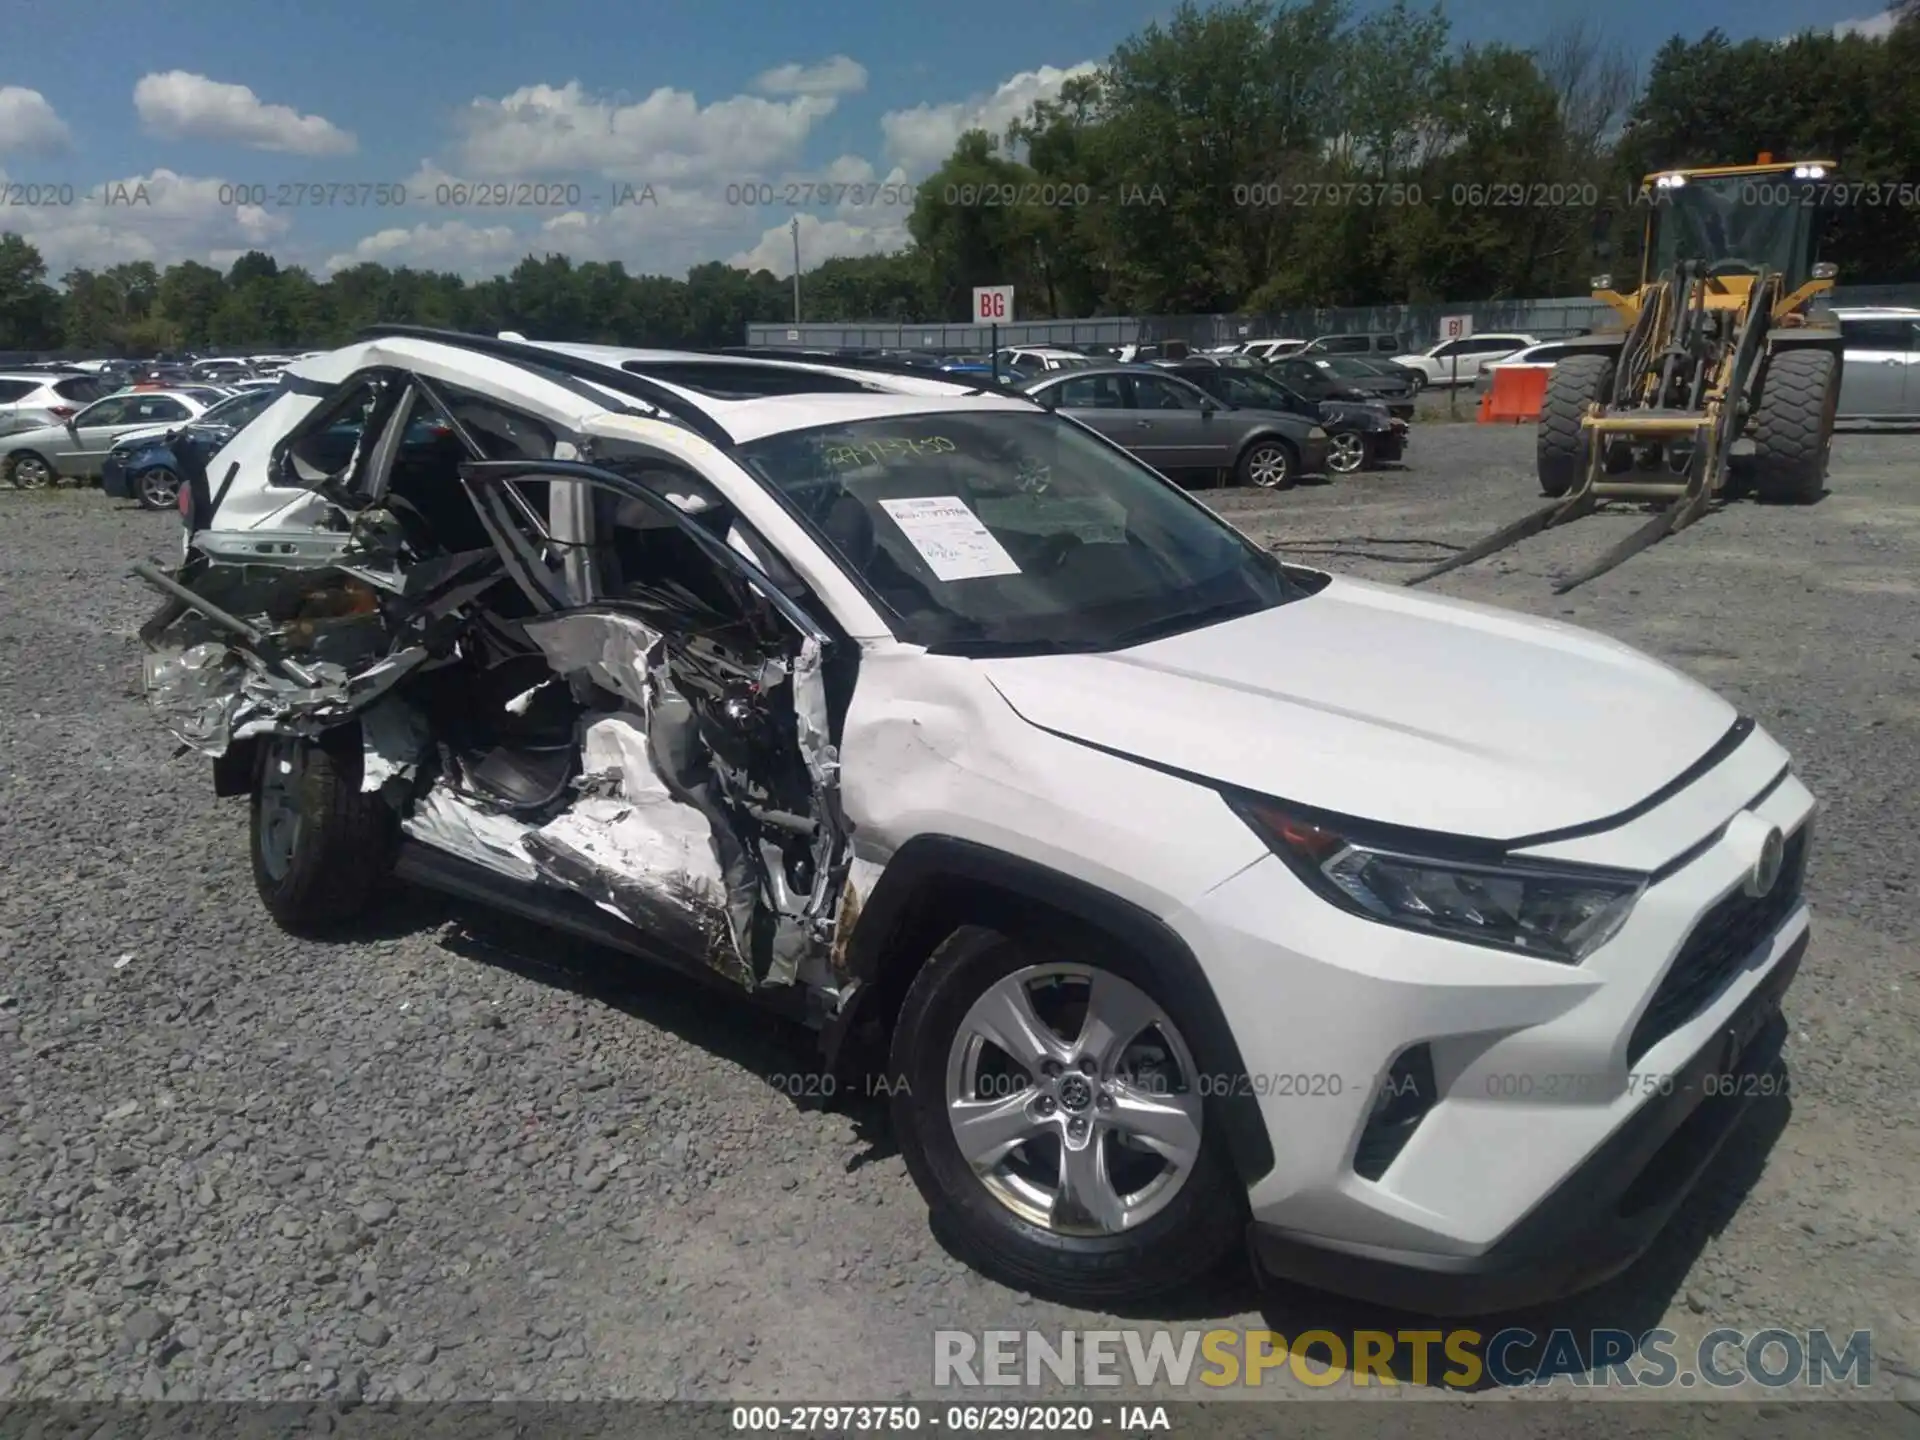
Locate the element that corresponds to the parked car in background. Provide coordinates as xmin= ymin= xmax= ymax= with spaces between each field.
xmin=1241 ymin=338 xmax=1308 ymax=362
xmin=1831 ymin=307 xmax=1920 ymax=421
xmin=1472 ymin=339 xmax=1584 ymax=394
xmin=1114 ymin=341 xmax=1191 ymax=363
xmin=1156 ymin=358 xmax=1407 ymax=473
xmin=0 ymin=370 xmax=111 ymax=438
xmin=1 ymin=390 xmax=218 ymax=487
xmin=1020 ymin=364 xmax=1329 ymax=489
xmin=1273 ymin=356 xmax=1416 ymax=419
xmin=1300 ymin=332 xmax=1404 ymax=358
xmin=1390 ymin=334 xmax=1537 ymax=391
xmin=102 ymin=387 xmax=286 ymax=509
xmin=993 ymin=347 xmax=1093 ymax=376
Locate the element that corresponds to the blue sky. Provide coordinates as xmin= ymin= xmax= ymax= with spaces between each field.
xmin=0 ymin=0 xmax=1899 ymax=283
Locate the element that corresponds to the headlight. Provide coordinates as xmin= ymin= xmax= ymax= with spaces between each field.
xmin=1233 ymin=799 xmax=1644 ymax=963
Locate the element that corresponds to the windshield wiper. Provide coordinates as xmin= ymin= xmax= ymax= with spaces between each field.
xmin=1099 ymin=596 xmax=1268 ymax=652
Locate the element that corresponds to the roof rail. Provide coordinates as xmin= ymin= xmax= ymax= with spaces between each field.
xmin=354 ymin=324 xmax=737 ymax=450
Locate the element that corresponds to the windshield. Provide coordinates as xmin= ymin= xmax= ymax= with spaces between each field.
xmin=202 ymin=390 xmax=275 ymax=426
xmin=1188 ymin=367 xmax=1306 ymax=409
xmin=1650 ymin=172 xmax=1820 ymax=286
xmin=739 ymin=411 xmax=1312 ymax=654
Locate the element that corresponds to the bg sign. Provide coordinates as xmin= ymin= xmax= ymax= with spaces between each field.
xmin=973 ymin=286 xmax=1013 ymax=323
xmin=1440 ymin=314 xmax=1474 ymax=342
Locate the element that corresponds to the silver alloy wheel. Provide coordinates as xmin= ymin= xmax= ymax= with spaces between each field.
xmin=1327 ymin=432 xmax=1368 ymax=473
xmin=1245 ymin=444 xmax=1291 ymax=489
xmin=137 ymin=466 xmax=182 ymax=511
xmin=256 ymin=740 xmax=306 ymax=882
xmin=8 ymin=454 xmax=52 ymax=489
xmin=944 ymin=963 xmax=1203 ymax=1237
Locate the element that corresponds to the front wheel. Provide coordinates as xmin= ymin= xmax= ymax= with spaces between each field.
xmin=891 ymin=924 xmax=1244 ymax=1305
xmin=1326 ymin=432 xmax=1370 ymax=474
xmin=1236 ymin=437 xmax=1297 ymax=490
xmin=251 ymin=732 xmax=395 ymax=934
xmin=1749 ymin=349 xmax=1838 ymax=505
xmin=135 ymin=465 xmax=183 ymax=511
xmin=6 ymin=452 xmax=54 ymax=490
xmin=1537 ymin=353 xmax=1616 ymax=497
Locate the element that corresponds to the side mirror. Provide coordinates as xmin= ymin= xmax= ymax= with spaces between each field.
xmin=1199 ymin=399 xmax=1218 ymax=416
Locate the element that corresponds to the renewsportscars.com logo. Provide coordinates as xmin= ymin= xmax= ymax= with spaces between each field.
xmin=933 ymin=1327 xmax=1876 ymax=1391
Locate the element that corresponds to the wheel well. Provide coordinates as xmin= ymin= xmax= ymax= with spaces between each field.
xmin=824 ymin=835 xmax=1277 ymax=1186
xmin=1237 ymin=432 xmax=1299 ymax=464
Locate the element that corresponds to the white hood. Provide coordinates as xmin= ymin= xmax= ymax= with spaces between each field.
xmin=980 ymin=577 xmax=1738 ymax=843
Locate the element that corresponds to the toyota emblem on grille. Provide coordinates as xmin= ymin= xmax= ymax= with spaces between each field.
xmin=1746 ymin=826 xmax=1786 ymax=898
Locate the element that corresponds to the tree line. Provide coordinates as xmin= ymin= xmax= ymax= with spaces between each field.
xmin=2 ymin=0 xmax=1916 ymax=355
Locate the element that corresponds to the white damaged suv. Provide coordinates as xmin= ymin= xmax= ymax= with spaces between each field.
xmin=136 ymin=327 xmax=1815 ymax=1312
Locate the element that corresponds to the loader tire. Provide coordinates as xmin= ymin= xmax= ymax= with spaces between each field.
xmin=1537 ymin=354 xmax=1615 ymax=498
xmin=1750 ymin=348 xmax=1838 ymax=506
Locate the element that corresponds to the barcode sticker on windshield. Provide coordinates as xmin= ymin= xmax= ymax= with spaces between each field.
xmin=878 ymin=496 xmax=1023 ymax=582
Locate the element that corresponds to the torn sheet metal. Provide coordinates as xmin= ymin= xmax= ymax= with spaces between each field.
xmin=400 ymin=786 xmax=540 ymax=883
xmin=522 ymin=612 xmax=662 ymax=711
xmin=792 ymin=636 xmax=839 ymax=790
xmin=143 ymin=642 xmax=248 ymax=757
xmin=521 ymin=714 xmax=748 ymax=984
xmin=360 ymin=698 xmax=434 ymax=795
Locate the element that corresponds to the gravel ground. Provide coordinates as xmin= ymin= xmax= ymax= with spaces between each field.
xmin=0 ymin=427 xmax=1915 ymax=1412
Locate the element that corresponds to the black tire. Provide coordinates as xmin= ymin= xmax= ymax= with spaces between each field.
xmin=6 ymin=452 xmax=55 ymax=490
xmin=135 ymin=465 xmax=183 ymax=512
xmin=1749 ymin=348 xmax=1838 ymax=505
xmin=1536 ymin=353 xmax=1615 ymax=497
xmin=1235 ymin=435 xmax=1297 ymax=490
xmin=890 ymin=922 xmax=1245 ymax=1305
xmin=250 ymin=731 xmax=395 ymax=934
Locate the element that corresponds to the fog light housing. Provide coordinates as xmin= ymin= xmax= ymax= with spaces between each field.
xmin=1354 ymin=1044 xmax=1437 ymax=1181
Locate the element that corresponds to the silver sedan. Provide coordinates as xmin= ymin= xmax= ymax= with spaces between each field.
xmin=1 ymin=390 xmax=215 ymax=488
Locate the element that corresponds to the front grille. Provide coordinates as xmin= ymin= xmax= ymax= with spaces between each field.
xmin=1626 ymin=827 xmax=1808 ymax=1064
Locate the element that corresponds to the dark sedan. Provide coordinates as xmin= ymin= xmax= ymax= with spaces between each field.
xmin=102 ymin=386 xmax=283 ymax=508
xmin=1270 ymin=355 xmax=1417 ymax=419
xmin=1018 ymin=365 xmax=1329 ymax=489
xmin=1154 ymin=358 xmax=1407 ymax=473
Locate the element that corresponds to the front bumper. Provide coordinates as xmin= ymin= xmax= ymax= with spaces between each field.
xmin=1169 ymin=731 xmax=1814 ymax=1312
xmin=101 ymin=451 xmax=131 ymax=498
xmin=1247 ymin=930 xmax=1802 ymax=1314
xmin=1372 ymin=424 xmax=1408 ymax=462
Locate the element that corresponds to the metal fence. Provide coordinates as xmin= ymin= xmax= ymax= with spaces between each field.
xmin=746 ymin=283 xmax=1920 ymax=354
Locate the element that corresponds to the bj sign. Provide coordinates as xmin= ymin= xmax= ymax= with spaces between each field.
xmin=972 ymin=286 xmax=1013 ymax=323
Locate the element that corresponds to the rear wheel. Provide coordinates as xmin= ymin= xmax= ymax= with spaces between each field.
xmin=251 ymin=732 xmax=395 ymax=934
xmin=1236 ymin=437 xmax=1297 ymax=490
xmin=1537 ymin=353 xmax=1616 ymax=497
xmin=891 ymin=923 xmax=1244 ymax=1305
xmin=6 ymin=452 xmax=54 ymax=490
xmin=1326 ymin=432 xmax=1370 ymax=474
xmin=135 ymin=465 xmax=183 ymax=512
xmin=1750 ymin=348 xmax=1838 ymax=505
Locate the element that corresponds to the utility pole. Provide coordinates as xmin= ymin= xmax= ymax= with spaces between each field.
xmin=791 ymin=216 xmax=801 ymax=325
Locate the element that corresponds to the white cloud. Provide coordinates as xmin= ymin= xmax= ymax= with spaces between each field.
xmin=134 ymin=72 xmax=356 ymax=155
xmin=0 ymin=88 xmax=73 ymax=156
xmin=1 ymin=169 xmax=293 ymax=274
xmin=325 ymin=185 xmax=743 ymax=278
xmin=729 ymin=208 xmax=911 ymax=278
xmin=452 ymin=80 xmax=838 ymax=183
xmin=1832 ymin=8 xmax=1899 ymax=36
xmin=881 ymin=62 xmax=1099 ymax=176
xmin=323 ymin=221 xmax=524 ymax=278
xmin=752 ymin=56 xmax=869 ymax=98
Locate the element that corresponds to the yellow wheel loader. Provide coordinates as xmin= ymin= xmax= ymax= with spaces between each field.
xmin=1410 ymin=158 xmax=1844 ymax=594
